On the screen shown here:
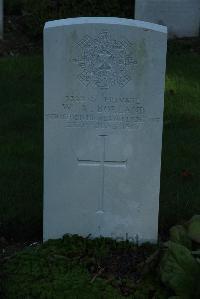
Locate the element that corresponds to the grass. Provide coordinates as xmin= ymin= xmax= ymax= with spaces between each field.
xmin=159 ymin=43 xmax=200 ymax=235
xmin=0 ymin=56 xmax=43 ymax=241
xmin=0 ymin=40 xmax=200 ymax=298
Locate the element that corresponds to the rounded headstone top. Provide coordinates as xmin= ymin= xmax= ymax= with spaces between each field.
xmin=44 ymin=17 xmax=167 ymax=34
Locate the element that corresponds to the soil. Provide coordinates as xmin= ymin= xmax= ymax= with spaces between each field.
xmin=168 ymin=36 xmax=200 ymax=55
xmin=0 ymin=236 xmax=40 ymax=265
xmin=0 ymin=16 xmax=42 ymax=57
xmin=87 ymin=244 xmax=159 ymax=296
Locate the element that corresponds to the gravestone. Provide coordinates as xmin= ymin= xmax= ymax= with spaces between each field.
xmin=44 ymin=17 xmax=167 ymax=243
xmin=135 ymin=0 xmax=200 ymax=38
xmin=0 ymin=0 xmax=3 ymax=39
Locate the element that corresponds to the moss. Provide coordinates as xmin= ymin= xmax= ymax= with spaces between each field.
xmin=2 ymin=235 xmax=159 ymax=298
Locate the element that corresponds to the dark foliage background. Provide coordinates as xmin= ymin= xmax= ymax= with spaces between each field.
xmin=5 ymin=0 xmax=134 ymax=38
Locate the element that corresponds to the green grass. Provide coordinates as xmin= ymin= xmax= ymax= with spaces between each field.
xmin=159 ymin=46 xmax=200 ymax=235
xmin=0 ymin=56 xmax=43 ymax=240
xmin=0 ymin=44 xmax=200 ymax=242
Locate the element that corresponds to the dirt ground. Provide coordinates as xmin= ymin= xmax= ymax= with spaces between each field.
xmin=0 ymin=16 xmax=42 ymax=57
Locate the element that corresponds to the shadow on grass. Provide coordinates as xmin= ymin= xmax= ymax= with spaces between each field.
xmin=159 ymin=121 xmax=200 ymax=237
xmin=159 ymin=48 xmax=200 ymax=236
xmin=0 ymin=56 xmax=43 ymax=241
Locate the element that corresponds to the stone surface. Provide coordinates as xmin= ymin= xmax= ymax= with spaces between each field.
xmin=44 ymin=17 xmax=167 ymax=243
xmin=135 ymin=0 xmax=200 ymax=38
xmin=0 ymin=0 xmax=3 ymax=39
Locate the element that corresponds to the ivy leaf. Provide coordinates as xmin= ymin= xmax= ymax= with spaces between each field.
xmin=169 ymin=225 xmax=192 ymax=249
xmin=160 ymin=241 xmax=200 ymax=299
xmin=187 ymin=215 xmax=200 ymax=244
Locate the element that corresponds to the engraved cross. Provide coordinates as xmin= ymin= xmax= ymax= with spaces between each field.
xmin=77 ymin=135 xmax=127 ymax=214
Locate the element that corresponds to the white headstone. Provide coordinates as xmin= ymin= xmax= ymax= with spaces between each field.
xmin=135 ymin=0 xmax=200 ymax=38
xmin=44 ymin=17 xmax=167 ymax=243
xmin=0 ymin=0 xmax=3 ymax=39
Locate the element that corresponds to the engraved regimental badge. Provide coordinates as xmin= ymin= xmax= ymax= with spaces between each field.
xmin=72 ymin=31 xmax=137 ymax=89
